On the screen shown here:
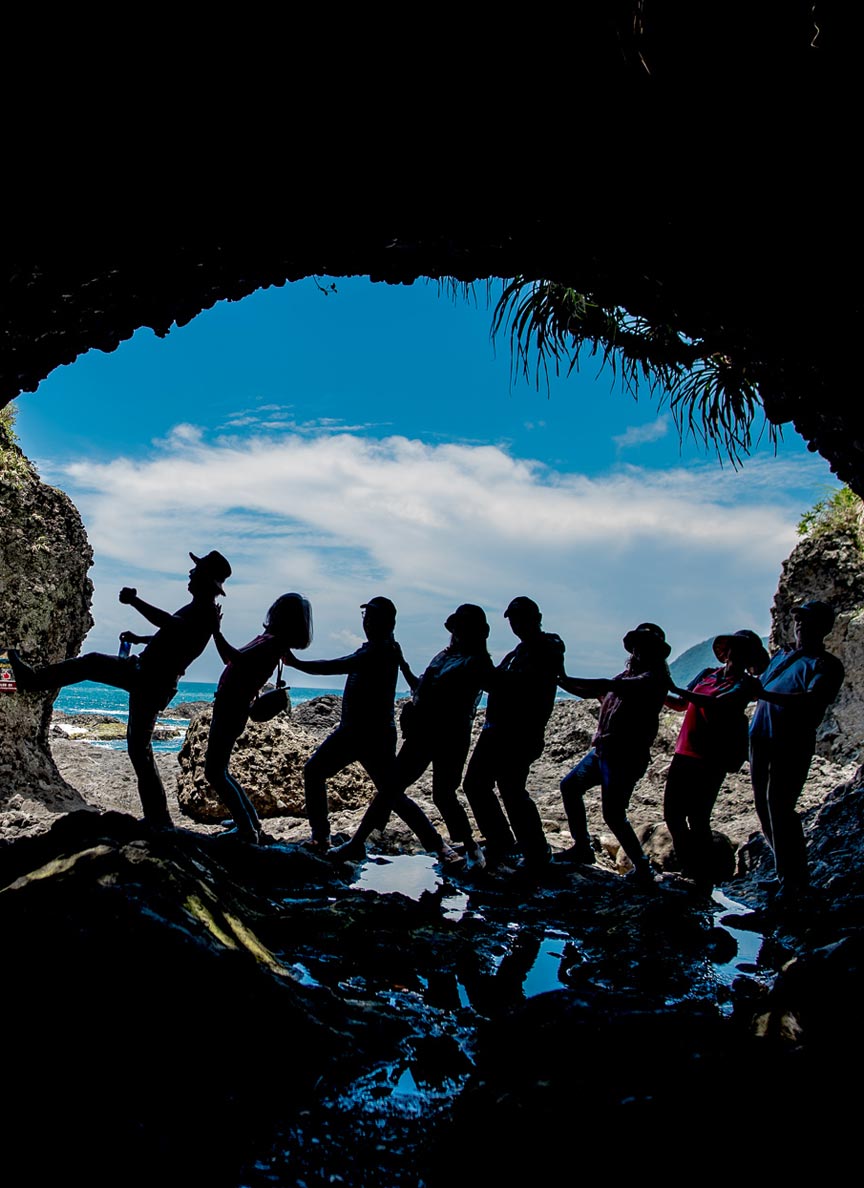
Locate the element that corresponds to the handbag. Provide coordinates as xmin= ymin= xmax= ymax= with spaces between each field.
xmin=248 ymin=662 xmax=290 ymax=723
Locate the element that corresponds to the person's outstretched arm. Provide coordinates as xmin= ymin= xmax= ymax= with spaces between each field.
xmin=212 ymin=614 xmax=242 ymax=666
xmin=558 ymin=673 xmax=612 ymax=699
xmin=396 ymin=643 xmax=420 ymax=691
xmin=119 ymin=587 xmax=176 ymax=630
xmin=283 ymin=648 xmax=361 ymax=676
xmin=670 ymin=676 xmax=755 ymax=708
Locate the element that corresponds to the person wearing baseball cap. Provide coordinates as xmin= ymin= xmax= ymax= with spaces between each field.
xmin=664 ymin=629 xmax=769 ymax=889
xmin=461 ymin=596 xmax=565 ymax=873
xmin=284 ymin=596 xmax=407 ymax=853
xmin=333 ymin=603 xmax=494 ymax=867
xmin=7 ymin=551 xmax=230 ymax=829
xmin=748 ymin=599 xmax=844 ymax=902
xmin=556 ymin=622 xmax=672 ymax=887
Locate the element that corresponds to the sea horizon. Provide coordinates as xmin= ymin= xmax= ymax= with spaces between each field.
xmin=52 ymin=680 xmax=346 ymax=753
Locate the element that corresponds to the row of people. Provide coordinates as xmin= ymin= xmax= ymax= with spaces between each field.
xmin=7 ymin=551 xmax=844 ymax=899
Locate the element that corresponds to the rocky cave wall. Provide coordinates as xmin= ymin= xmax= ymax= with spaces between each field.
xmin=768 ymin=524 xmax=864 ymax=765
xmin=0 ymin=434 xmax=94 ymax=801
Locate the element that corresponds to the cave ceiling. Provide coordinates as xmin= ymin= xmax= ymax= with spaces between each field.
xmin=3 ymin=3 xmax=862 ymax=490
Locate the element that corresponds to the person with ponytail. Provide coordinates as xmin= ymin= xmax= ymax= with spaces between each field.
xmin=206 ymin=593 xmax=313 ymax=844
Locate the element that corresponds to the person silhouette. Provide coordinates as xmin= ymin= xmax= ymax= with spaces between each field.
xmin=748 ymin=600 xmax=844 ymax=902
xmin=557 ymin=622 xmax=670 ymax=886
xmin=283 ymin=596 xmax=407 ymax=853
xmin=462 ymin=596 xmax=564 ymax=872
xmin=206 ymin=593 xmax=313 ymax=844
xmin=664 ymin=629 xmax=769 ymax=889
xmin=8 ymin=551 xmax=231 ymax=829
xmin=331 ymin=603 xmax=493 ymax=866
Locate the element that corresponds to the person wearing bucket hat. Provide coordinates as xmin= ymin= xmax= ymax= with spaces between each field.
xmin=663 ymin=629 xmax=769 ymax=889
xmin=748 ymin=599 xmax=844 ymax=901
xmin=7 ymin=551 xmax=230 ymax=829
xmin=331 ymin=603 xmax=494 ymax=867
xmin=461 ymin=597 xmax=565 ymax=873
xmin=556 ymin=622 xmax=671 ymax=886
xmin=205 ymin=593 xmax=313 ymax=845
xmin=284 ymin=596 xmax=407 ymax=853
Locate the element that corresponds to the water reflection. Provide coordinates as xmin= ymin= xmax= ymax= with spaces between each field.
xmin=711 ymin=888 xmax=770 ymax=987
xmin=350 ymin=853 xmax=470 ymax=920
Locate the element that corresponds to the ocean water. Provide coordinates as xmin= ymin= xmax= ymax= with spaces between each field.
xmin=53 ymin=680 xmax=342 ymax=754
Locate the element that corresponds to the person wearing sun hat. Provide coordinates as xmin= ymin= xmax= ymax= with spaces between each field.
xmin=664 ymin=628 xmax=769 ymax=889
xmin=7 ymin=550 xmax=231 ymax=829
xmin=748 ymin=600 xmax=844 ymax=902
xmin=556 ymin=622 xmax=671 ymax=886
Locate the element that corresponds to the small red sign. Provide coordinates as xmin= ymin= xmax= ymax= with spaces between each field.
xmin=0 ymin=652 xmax=17 ymax=693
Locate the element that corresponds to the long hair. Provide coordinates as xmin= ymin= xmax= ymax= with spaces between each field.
xmin=445 ymin=604 xmax=491 ymax=658
xmin=265 ymin=593 xmax=313 ymax=649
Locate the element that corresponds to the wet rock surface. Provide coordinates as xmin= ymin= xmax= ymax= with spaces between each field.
xmin=0 ymin=804 xmax=861 ymax=1188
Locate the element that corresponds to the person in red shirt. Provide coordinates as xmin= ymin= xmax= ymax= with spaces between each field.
xmin=206 ymin=593 xmax=313 ymax=844
xmin=664 ymin=629 xmax=768 ymax=888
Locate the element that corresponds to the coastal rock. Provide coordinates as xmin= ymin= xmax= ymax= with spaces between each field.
xmin=0 ymin=436 xmax=93 ymax=806
xmin=175 ymin=704 xmax=377 ymax=822
xmin=769 ymin=526 xmax=864 ymax=764
xmin=171 ymin=700 xmax=210 ymax=718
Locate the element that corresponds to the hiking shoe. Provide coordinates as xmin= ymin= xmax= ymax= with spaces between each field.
xmin=217 ymin=825 xmax=259 ymax=844
xmin=463 ymin=841 xmax=487 ymax=872
xmin=554 ymin=844 xmax=596 ymax=866
xmin=438 ymin=843 xmax=465 ymax=868
xmin=7 ymin=649 xmax=36 ymax=692
xmin=303 ymin=837 xmax=332 ymax=856
xmin=329 ymin=838 xmax=367 ymax=864
xmin=625 ymin=860 xmax=659 ymax=889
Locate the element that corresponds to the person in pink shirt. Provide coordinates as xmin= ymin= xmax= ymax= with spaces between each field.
xmin=664 ymin=629 xmax=768 ymax=889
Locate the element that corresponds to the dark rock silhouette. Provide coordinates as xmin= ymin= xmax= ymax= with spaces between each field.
xmin=0 ymin=437 xmax=93 ymax=805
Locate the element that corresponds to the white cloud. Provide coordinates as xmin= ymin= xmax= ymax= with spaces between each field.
xmin=613 ymin=416 xmax=671 ymax=450
xmin=49 ymin=429 xmax=835 ymax=683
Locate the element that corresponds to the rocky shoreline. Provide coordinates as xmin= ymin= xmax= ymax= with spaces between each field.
xmin=37 ymin=695 xmax=856 ymax=871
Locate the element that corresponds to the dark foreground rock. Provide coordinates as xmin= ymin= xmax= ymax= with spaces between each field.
xmin=1 ymin=802 xmax=864 ymax=1188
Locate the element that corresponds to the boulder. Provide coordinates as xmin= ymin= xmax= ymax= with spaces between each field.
xmin=769 ymin=526 xmax=864 ymax=763
xmin=0 ymin=437 xmax=93 ymax=805
xmin=176 ymin=702 xmax=377 ymax=822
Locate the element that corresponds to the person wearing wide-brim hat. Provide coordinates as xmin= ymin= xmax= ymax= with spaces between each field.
xmin=556 ymin=622 xmax=671 ymax=886
xmin=664 ymin=629 xmax=769 ymax=890
xmin=748 ymin=600 xmax=844 ymax=902
xmin=7 ymin=550 xmax=231 ymax=829
xmin=331 ymin=603 xmax=494 ymax=867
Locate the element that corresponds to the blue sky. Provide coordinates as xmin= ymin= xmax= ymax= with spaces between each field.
xmin=16 ymin=276 xmax=839 ymax=684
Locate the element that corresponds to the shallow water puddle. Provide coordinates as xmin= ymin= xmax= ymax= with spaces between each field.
xmin=520 ymin=931 xmax=572 ymax=997
xmin=351 ymin=853 xmax=470 ymax=920
xmin=711 ymin=888 xmax=770 ymax=986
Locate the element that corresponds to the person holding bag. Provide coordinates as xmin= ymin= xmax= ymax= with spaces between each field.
xmin=664 ymin=629 xmax=769 ymax=889
xmin=206 ymin=593 xmax=313 ymax=844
